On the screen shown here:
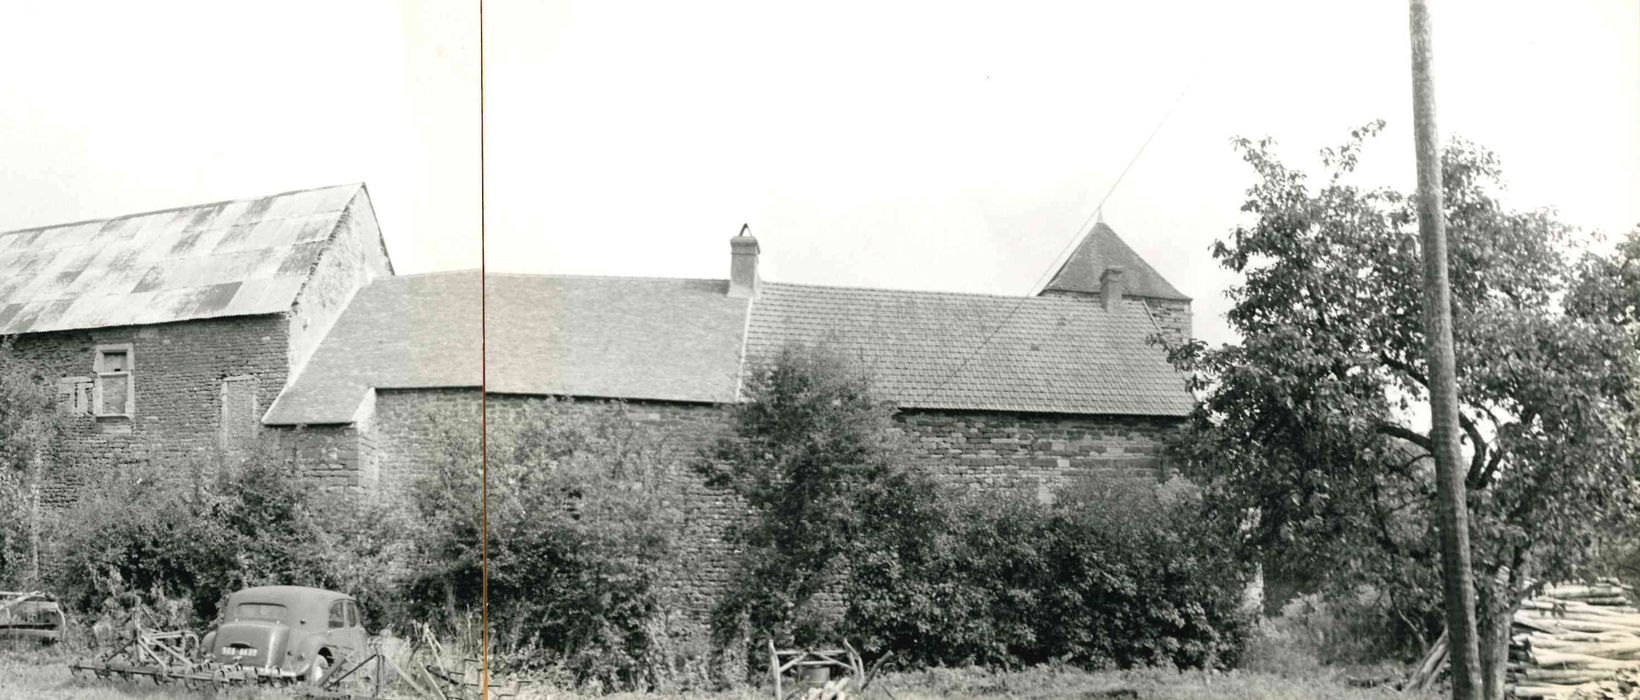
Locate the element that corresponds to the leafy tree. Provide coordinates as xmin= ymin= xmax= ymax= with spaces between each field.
xmin=697 ymin=344 xmax=904 ymax=650
xmin=1167 ymin=122 xmax=1640 ymax=697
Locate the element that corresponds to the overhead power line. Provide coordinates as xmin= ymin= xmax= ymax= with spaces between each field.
xmin=909 ymin=82 xmax=1192 ymax=407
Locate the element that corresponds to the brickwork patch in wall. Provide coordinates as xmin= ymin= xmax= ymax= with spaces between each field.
xmin=219 ymin=375 xmax=259 ymax=454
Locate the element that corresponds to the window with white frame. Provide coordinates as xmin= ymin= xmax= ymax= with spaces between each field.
xmin=93 ymin=344 xmax=134 ymax=417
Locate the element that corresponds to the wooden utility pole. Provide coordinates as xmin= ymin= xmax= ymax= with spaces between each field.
xmin=1409 ymin=2 xmax=1482 ymax=699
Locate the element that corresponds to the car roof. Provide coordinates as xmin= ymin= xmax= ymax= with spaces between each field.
xmin=229 ymin=586 xmax=352 ymax=605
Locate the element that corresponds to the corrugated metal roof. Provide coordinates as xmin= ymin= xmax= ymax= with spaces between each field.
xmin=1041 ymin=222 xmax=1190 ymax=301
xmin=263 ymin=271 xmax=482 ymax=425
xmin=0 ymin=184 xmax=365 ymax=335
xmin=745 ymin=282 xmax=1193 ymax=416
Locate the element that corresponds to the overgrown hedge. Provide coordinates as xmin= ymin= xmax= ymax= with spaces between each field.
xmin=41 ymin=440 xmax=413 ymax=632
xmin=484 ymin=400 xmax=695 ymax=690
xmin=706 ymin=344 xmax=1252 ymax=676
xmin=843 ymin=475 xmax=1250 ymax=671
xmin=402 ymin=397 xmax=700 ymax=692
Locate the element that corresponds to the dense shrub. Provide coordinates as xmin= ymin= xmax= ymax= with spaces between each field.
xmin=418 ymin=398 xmax=688 ymax=692
xmin=844 ymin=474 xmax=1250 ymax=671
xmin=396 ymin=402 xmax=486 ymax=635
xmin=43 ymin=438 xmax=412 ymax=630
xmin=707 ymin=343 xmax=1251 ymax=675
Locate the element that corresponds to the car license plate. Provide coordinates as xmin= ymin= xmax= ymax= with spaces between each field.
xmin=222 ymin=647 xmax=257 ymax=657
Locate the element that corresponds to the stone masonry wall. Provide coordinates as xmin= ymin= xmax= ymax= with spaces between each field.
xmin=274 ymin=424 xmax=370 ymax=491
xmin=484 ymin=395 xmax=738 ymax=619
xmin=1143 ymin=297 xmax=1193 ymax=348
xmin=9 ymin=314 xmax=291 ymax=504
xmin=367 ymin=388 xmax=483 ymax=496
xmin=898 ymin=410 xmax=1179 ymax=501
xmin=467 ymin=394 xmax=1180 ymax=621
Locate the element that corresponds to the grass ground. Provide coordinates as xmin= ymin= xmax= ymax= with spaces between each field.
xmin=4 ymin=647 xmax=1437 ymax=700
xmin=1 ymin=648 xmax=289 ymax=699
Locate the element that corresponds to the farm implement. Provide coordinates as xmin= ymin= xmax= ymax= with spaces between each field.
xmin=68 ymin=626 xmax=393 ymax=698
xmin=0 ymin=590 xmax=65 ymax=644
xmin=68 ymin=621 xmax=525 ymax=699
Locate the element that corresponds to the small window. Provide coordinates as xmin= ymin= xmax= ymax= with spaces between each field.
xmin=345 ymin=601 xmax=360 ymax=628
xmin=92 ymin=345 xmax=134 ymax=417
xmin=328 ymin=601 xmax=346 ymax=629
xmin=235 ymin=603 xmax=287 ymax=622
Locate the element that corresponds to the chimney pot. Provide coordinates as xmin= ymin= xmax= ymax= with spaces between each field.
xmin=729 ymin=231 xmax=760 ymax=298
xmin=1100 ymin=266 xmax=1126 ymax=310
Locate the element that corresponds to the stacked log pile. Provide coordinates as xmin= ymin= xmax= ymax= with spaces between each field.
xmin=1507 ymin=580 xmax=1640 ymax=699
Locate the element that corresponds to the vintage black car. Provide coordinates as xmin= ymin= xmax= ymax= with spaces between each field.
xmin=200 ymin=585 xmax=368 ymax=683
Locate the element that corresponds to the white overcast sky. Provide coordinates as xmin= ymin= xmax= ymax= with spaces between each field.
xmin=0 ymin=2 xmax=480 ymax=275
xmin=491 ymin=1 xmax=1639 ymax=346
xmin=2 ymin=2 xmax=1636 ymax=346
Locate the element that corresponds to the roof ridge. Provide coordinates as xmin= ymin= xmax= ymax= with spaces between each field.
xmin=764 ymin=280 xmax=1095 ymax=304
xmin=374 ymin=268 xmax=481 ymax=280
xmin=0 ymin=182 xmax=364 ymax=238
xmin=484 ymin=271 xmax=727 ymax=284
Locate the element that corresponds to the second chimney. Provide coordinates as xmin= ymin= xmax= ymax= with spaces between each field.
xmin=729 ymin=230 xmax=760 ymax=298
xmin=1100 ymin=266 xmax=1126 ymax=310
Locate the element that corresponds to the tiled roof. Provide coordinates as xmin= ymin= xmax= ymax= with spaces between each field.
xmin=744 ymin=282 xmax=1192 ymax=416
xmin=267 ymin=269 xmax=1190 ymax=422
xmin=484 ymin=274 xmax=749 ymax=402
xmin=1041 ymin=222 xmax=1189 ymax=301
xmin=0 ymin=184 xmax=370 ymax=335
xmin=263 ymin=271 xmax=482 ymax=425
xmin=264 ymin=272 xmax=751 ymax=424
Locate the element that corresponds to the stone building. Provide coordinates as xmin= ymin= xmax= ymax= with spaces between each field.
xmin=323 ymin=226 xmax=1196 ymax=612
xmin=1 ymin=184 xmax=1194 ymax=613
xmin=0 ymin=184 xmax=395 ymax=500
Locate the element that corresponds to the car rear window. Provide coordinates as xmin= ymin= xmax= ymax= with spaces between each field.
xmin=235 ymin=603 xmax=287 ymax=621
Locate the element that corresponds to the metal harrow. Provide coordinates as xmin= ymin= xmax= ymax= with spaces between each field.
xmin=0 ymin=590 xmax=66 ymax=644
xmin=68 ymin=626 xmax=209 ymax=686
xmin=67 ymin=626 xmax=390 ymax=696
xmin=69 ymin=624 xmax=525 ymax=699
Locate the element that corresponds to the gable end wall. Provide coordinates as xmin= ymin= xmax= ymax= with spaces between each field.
xmin=286 ymin=195 xmax=393 ymax=383
xmin=8 ymin=315 xmax=291 ymax=504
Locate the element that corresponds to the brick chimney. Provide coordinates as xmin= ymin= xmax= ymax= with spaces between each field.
xmin=729 ymin=228 xmax=760 ymax=298
xmin=1100 ymin=266 xmax=1126 ymax=310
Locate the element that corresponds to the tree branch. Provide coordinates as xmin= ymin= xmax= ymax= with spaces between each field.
xmin=1376 ymin=422 xmax=1433 ymax=451
xmin=1471 ymin=407 xmax=1536 ymax=491
xmin=1461 ymin=411 xmax=1490 ymax=488
xmin=1380 ymin=354 xmax=1430 ymax=389
xmin=1473 ymin=448 xmax=1505 ymax=491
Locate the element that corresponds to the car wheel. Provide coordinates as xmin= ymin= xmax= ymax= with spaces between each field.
xmin=306 ymin=652 xmax=332 ymax=686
